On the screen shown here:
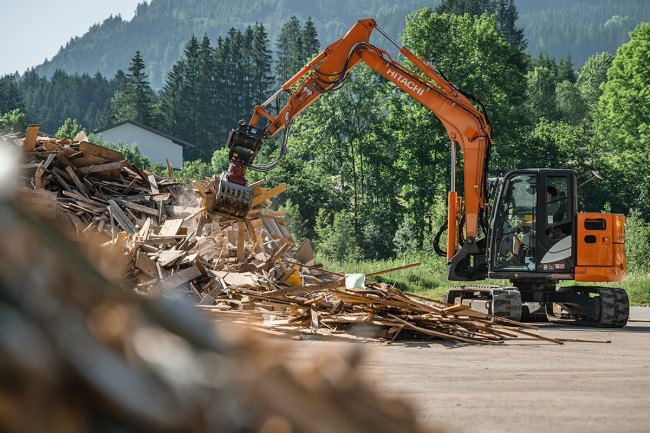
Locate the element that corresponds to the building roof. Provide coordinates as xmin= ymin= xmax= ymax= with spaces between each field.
xmin=94 ymin=119 xmax=195 ymax=148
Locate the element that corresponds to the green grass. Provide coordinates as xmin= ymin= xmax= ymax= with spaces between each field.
xmin=317 ymin=255 xmax=650 ymax=306
xmin=560 ymin=273 xmax=650 ymax=306
xmin=624 ymin=273 xmax=650 ymax=305
xmin=317 ymin=254 xmax=465 ymax=301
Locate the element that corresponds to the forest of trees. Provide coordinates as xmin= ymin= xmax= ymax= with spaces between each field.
xmin=1 ymin=1 xmax=649 ymax=272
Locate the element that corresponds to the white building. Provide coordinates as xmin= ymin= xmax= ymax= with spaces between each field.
xmin=94 ymin=119 xmax=194 ymax=168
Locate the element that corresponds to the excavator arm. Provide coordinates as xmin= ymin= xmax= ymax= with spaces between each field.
xmin=217 ymin=18 xmax=492 ymax=280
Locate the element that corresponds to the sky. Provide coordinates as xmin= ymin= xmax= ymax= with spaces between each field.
xmin=1 ymin=0 xmax=143 ymax=76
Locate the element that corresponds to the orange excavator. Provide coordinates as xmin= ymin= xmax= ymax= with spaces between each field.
xmin=215 ymin=18 xmax=629 ymax=327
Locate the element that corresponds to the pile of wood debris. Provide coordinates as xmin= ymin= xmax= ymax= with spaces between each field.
xmin=0 ymin=181 xmax=433 ymax=433
xmin=10 ymin=124 xmax=560 ymax=346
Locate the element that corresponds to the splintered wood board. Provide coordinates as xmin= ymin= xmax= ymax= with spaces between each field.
xmin=159 ymin=219 xmax=184 ymax=237
xmin=160 ymin=266 xmax=202 ymax=292
xmin=79 ymin=141 xmax=124 ymax=162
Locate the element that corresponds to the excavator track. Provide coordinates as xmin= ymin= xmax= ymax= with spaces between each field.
xmin=597 ymin=287 xmax=630 ymax=327
xmin=445 ymin=285 xmax=629 ymax=327
xmin=444 ymin=285 xmax=522 ymax=322
xmin=544 ymin=286 xmax=629 ymax=328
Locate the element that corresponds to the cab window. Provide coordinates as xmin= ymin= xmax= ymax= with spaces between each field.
xmin=494 ymin=174 xmax=537 ymax=270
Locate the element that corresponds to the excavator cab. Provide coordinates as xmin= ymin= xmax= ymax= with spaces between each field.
xmin=446 ymin=168 xmax=629 ymax=327
xmin=489 ymin=169 xmax=577 ymax=278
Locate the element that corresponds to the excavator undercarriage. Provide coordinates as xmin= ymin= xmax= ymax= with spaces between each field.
xmin=444 ymin=283 xmax=629 ymax=327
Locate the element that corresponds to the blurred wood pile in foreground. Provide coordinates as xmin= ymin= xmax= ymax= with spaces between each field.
xmin=0 ymin=189 xmax=434 ymax=433
xmin=10 ymin=124 xmax=559 ymax=346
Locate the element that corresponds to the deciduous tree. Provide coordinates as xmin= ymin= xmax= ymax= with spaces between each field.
xmin=596 ymin=23 xmax=650 ymax=216
xmin=577 ymin=52 xmax=613 ymax=110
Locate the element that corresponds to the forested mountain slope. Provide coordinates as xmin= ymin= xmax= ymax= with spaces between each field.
xmin=518 ymin=0 xmax=650 ymax=66
xmin=33 ymin=0 xmax=434 ymax=88
xmin=32 ymin=0 xmax=649 ymax=89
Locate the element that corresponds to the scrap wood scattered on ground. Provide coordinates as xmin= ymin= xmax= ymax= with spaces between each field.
xmin=9 ymin=124 xmax=561 ymax=346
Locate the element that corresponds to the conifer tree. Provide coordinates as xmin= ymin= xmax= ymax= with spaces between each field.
xmin=159 ymin=35 xmax=221 ymax=160
xmin=495 ymin=0 xmax=526 ymax=50
xmin=197 ymin=34 xmax=219 ymax=158
xmin=112 ymin=51 xmax=156 ymax=125
xmin=0 ymin=75 xmax=25 ymax=114
xmin=251 ymin=23 xmax=275 ymax=105
xmin=557 ymin=55 xmax=577 ymax=83
xmin=275 ymin=16 xmax=304 ymax=85
xmin=302 ymin=17 xmax=321 ymax=59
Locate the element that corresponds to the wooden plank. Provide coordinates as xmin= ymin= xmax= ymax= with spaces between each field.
xmin=148 ymin=174 xmax=160 ymax=194
xmin=135 ymin=254 xmax=160 ymax=279
xmin=78 ymin=161 xmax=126 ymax=174
xmin=79 ymin=141 xmax=123 ymax=162
xmin=43 ymin=153 xmax=56 ymax=169
xmin=213 ymin=271 xmax=259 ymax=287
xmin=34 ymin=164 xmax=46 ymax=190
xmin=294 ymin=239 xmax=315 ymax=266
xmin=64 ymin=166 xmax=90 ymax=198
xmin=237 ymin=221 xmax=246 ymax=262
xmin=160 ymin=266 xmax=202 ymax=292
xmin=158 ymin=250 xmax=185 ymax=267
xmin=159 ymin=218 xmax=184 ymax=237
xmin=264 ymin=279 xmax=343 ymax=297
xmin=251 ymin=184 xmax=286 ymax=207
xmin=248 ymin=223 xmax=265 ymax=255
xmin=310 ymin=309 xmax=320 ymax=330
xmin=365 ymin=262 xmax=421 ymax=277
xmin=137 ymin=217 xmax=152 ymax=240
xmin=66 ymin=151 xmax=85 ymax=161
xmin=22 ymin=124 xmax=39 ymax=152
xmin=122 ymin=178 xmax=137 ymax=195
xmin=116 ymin=199 xmax=160 ymax=218
xmin=50 ymin=169 xmax=74 ymax=193
xmin=107 ymin=199 xmax=137 ymax=234
xmin=42 ymin=141 xmax=78 ymax=158
xmin=165 ymin=159 xmax=174 ymax=177
xmin=55 ymin=153 xmax=75 ymax=168
xmin=68 ymin=153 xmax=108 ymax=168
xmin=62 ymin=191 xmax=107 ymax=208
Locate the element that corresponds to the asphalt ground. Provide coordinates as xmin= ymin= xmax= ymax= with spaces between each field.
xmin=275 ymin=307 xmax=650 ymax=433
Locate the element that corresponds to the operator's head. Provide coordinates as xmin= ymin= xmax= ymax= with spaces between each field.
xmin=547 ymin=185 xmax=558 ymax=201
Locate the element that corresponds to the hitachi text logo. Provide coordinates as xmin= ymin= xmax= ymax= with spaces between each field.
xmin=386 ymin=68 xmax=425 ymax=96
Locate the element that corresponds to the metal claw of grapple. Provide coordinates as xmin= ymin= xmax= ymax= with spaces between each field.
xmin=213 ymin=176 xmax=254 ymax=218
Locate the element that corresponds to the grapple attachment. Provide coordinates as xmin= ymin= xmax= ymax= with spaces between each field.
xmin=212 ymin=121 xmax=265 ymax=218
xmin=213 ymin=175 xmax=254 ymax=218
